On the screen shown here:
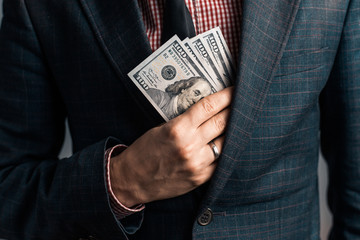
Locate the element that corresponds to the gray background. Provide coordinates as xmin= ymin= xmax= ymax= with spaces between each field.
xmin=0 ymin=1 xmax=332 ymax=238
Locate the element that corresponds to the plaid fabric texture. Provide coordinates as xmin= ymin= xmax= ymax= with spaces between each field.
xmin=0 ymin=0 xmax=359 ymax=239
xmin=138 ymin=0 xmax=241 ymax=59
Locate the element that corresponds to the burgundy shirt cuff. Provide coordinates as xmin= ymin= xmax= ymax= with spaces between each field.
xmin=105 ymin=144 xmax=145 ymax=219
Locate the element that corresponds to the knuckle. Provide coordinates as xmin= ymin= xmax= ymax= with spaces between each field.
xmin=183 ymin=157 xmax=200 ymax=174
xmin=212 ymin=115 xmax=227 ymax=132
xmin=189 ymin=174 xmax=206 ymax=186
xmin=200 ymin=98 xmax=216 ymax=115
xmin=166 ymin=122 xmax=184 ymax=141
xmin=178 ymin=143 xmax=195 ymax=161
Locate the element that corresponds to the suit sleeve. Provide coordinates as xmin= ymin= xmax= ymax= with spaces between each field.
xmin=319 ymin=0 xmax=360 ymax=238
xmin=0 ymin=0 xmax=140 ymax=239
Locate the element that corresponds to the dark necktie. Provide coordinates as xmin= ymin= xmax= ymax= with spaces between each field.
xmin=161 ymin=0 xmax=196 ymax=44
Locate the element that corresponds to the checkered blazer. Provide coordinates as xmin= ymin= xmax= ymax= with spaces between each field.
xmin=0 ymin=0 xmax=359 ymax=239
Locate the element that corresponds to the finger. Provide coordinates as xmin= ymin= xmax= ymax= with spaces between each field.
xmin=188 ymin=152 xmax=219 ymax=187
xmin=178 ymin=87 xmax=233 ymax=129
xmin=207 ymin=136 xmax=225 ymax=161
xmin=196 ymin=107 xmax=231 ymax=145
xmin=196 ymin=136 xmax=225 ymax=167
xmin=197 ymin=162 xmax=218 ymax=185
xmin=184 ymin=136 xmax=223 ymax=186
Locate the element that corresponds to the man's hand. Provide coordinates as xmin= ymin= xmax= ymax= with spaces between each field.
xmin=110 ymin=87 xmax=233 ymax=207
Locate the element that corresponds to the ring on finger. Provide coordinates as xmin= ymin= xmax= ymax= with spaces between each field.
xmin=209 ymin=140 xmax=220 ymax=159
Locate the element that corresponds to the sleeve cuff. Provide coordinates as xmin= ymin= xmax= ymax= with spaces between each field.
xmin=105 ymin=144 xmax=145 ymax=219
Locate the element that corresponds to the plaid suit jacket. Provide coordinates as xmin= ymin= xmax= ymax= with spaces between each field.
xmin=0 ymin=0 xmax=359 ymax=239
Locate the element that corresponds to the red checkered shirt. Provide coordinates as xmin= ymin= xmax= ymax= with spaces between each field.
xmin=107 ymin=0 xmax=242 ymax=219
xmin=139 ymin=0 xmax=242 ymax=58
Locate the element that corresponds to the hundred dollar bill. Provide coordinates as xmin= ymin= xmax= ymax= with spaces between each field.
xmin=182 ymin=38 xmax=220 ymax=90
xmin=184 ymin=36 xmax=228 ymax=89
xmin=213 ymin=27 xmax=236 ymax=82
xmin=201 ymin=27 xmax=235 ymax=85
xmin=128 ymin=35 xmax=218 ymax=122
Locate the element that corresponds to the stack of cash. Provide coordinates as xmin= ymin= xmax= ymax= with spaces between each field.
xmin=128 ymin=27 xmax=235 ymax=121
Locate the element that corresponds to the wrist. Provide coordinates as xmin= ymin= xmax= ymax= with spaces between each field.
xmin=109 ymin=149 xmax=144 ymax=208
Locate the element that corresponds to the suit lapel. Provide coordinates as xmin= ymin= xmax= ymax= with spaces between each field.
xmin=79 ymin=0 xmax=164 ymax=123
xmin=200 ymin=0 xmax=303 ymax=208
xmin=79 ymin=0 xmax=153 ymax=73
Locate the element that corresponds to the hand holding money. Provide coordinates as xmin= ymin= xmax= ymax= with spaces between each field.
xmin=128 ymin=27 xmax=234 ymax=121
xmin=110 ymin=87 xmax=233 ymax=207
xmin=110 ymin=27 xmax=235 ymax=207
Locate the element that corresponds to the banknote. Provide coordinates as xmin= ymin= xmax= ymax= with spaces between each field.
xmin=201 ymin=27 xmax=235 ymax=85
xmin=184 ymin=36 xmax=228 ymax=89
xmin=128 ymin=28 xmax=234 ymax=121
xmin=213 ymin=27 xmax=236 ymax=82
xmin=128 ymin=35 xmax=218 ymax=121
xmin=182 ymin=38 xmax=220 ymax=90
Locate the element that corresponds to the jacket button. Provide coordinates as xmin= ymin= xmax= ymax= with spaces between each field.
xmin=197 ymin=208 xmax=213 ymax=226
